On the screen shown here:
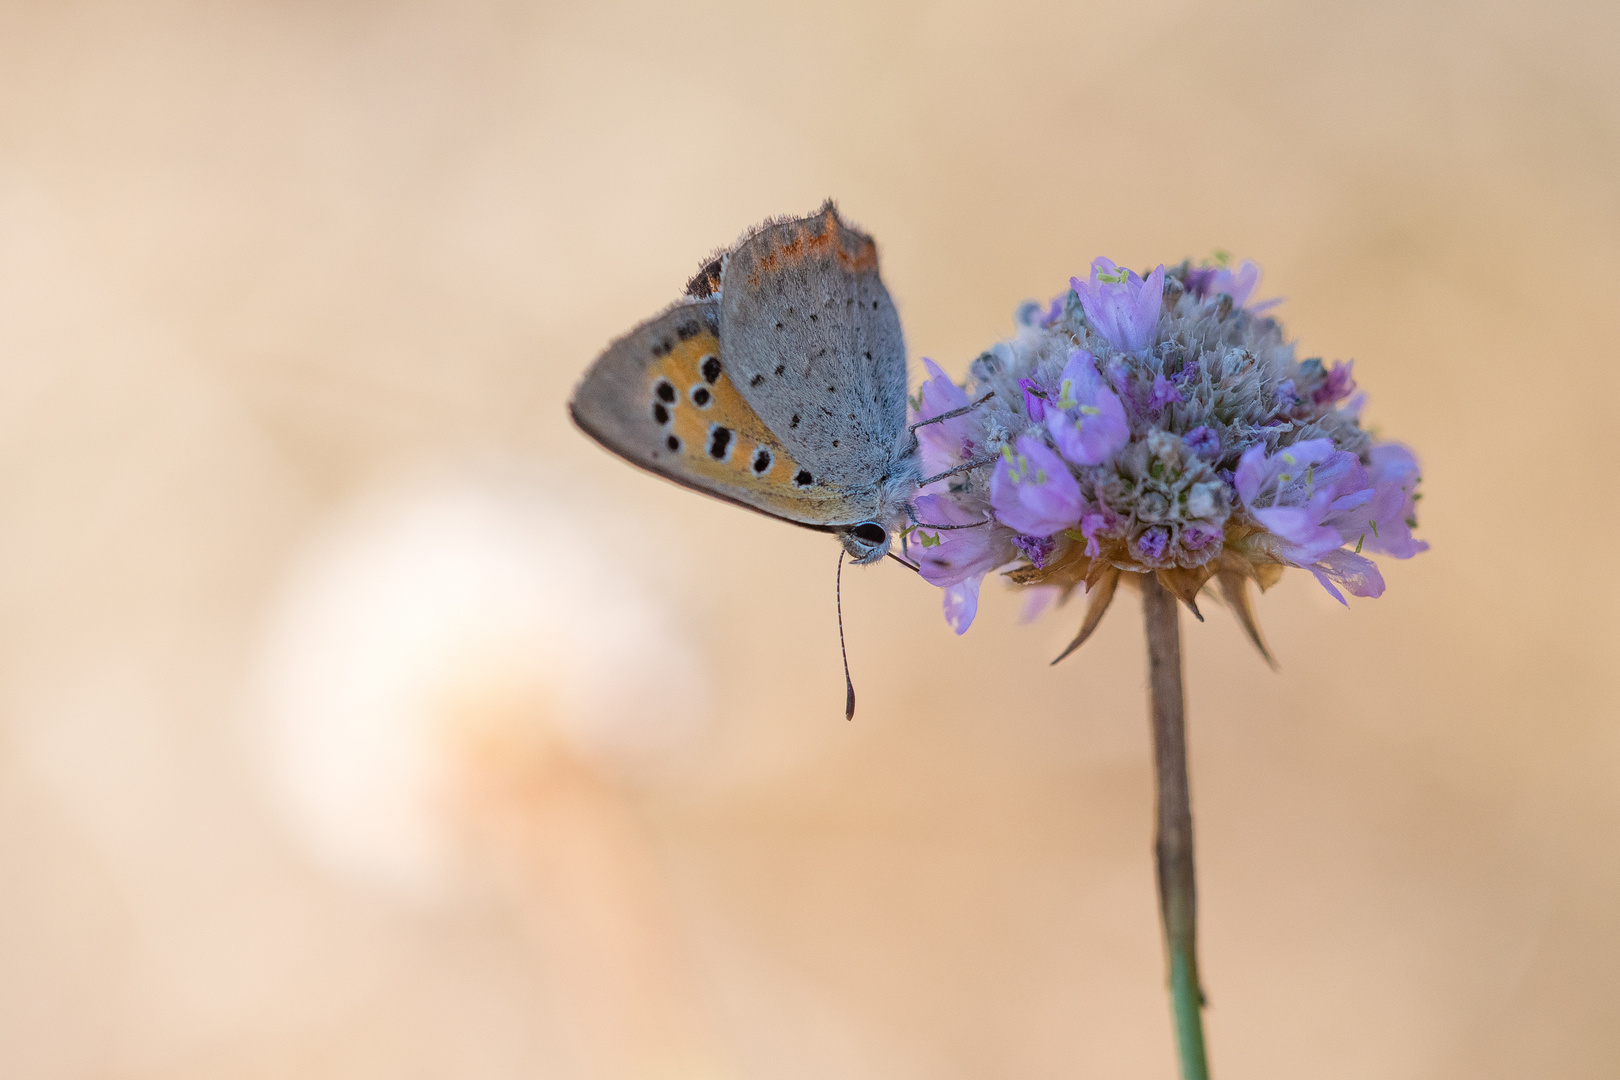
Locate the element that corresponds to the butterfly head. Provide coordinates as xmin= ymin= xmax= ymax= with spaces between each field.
xmin=836 ymin=520 xmax=893 ymax=565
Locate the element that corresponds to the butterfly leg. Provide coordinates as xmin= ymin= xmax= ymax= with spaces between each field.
xmin=917 ymin=453 xmax=1000 ymax=488
xmin=907 ymin=390 xmax=996 ymax=435
xmin=907 ymin=391 xmax=996 ymax=454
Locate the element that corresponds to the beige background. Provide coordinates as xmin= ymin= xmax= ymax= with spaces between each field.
xmin=1 ymin=1 xmax=1617 ymax=1077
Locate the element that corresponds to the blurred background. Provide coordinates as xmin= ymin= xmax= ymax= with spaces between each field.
xmin=0 ymin=1 xmax=1616 ymax=1076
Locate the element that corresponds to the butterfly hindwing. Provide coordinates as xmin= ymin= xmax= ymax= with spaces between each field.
xmin=570 ymin=296 xmax=872 ymax=526
xmin=718 ymin=203 xmax=910 ymax=495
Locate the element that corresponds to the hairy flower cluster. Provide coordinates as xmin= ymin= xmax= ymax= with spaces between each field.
xmin=907 ymin=256 xmax=1427 ymax=653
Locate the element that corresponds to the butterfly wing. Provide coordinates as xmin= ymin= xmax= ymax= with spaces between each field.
xmin=570 ymin=296 xmax=870 ymax=526
xmin=717 ymin=202 xmax=910 ymax=499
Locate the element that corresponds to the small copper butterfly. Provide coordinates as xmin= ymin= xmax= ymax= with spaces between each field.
xmin=570 ymin=202 xmax=923 ymax=567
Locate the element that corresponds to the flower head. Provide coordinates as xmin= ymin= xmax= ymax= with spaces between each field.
xmin=909 ymin=254 xmax=1428 ymax=657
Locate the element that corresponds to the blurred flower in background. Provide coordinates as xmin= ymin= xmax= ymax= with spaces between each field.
xmin=248 ymin=471 xmax=720 ymax=1079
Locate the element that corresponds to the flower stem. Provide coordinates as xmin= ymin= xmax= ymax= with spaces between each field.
xmin=1141 ymin=573 xmax=1210 ymax=1080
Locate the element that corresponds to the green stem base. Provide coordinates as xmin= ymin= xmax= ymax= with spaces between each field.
xmin=1142 ymin=574 xmax=1211 ymax=1080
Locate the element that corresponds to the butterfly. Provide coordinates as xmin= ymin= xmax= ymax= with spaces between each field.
xmin=570 ymin=202 xmax=927 ymax=569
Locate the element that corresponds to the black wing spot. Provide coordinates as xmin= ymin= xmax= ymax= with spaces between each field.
xmin=831 ymin=439 xmax=840 ymax=448
xmin=708 ymin=425 xmax=733 ymax=461
xmin=775 ymin=322 xmax=784 ymax=330
xmin=871 ymin=300 xmax=879 ymax=309
xmin=690 ymin=384 xmax=713 ymax=407
xmin=790 ymin=414 xmax=800 ymax=429
xmin=794 ymin=469 xmax=814 ymax=487
xmin=751 ymin=448 xmax=773 ymax=475
xmin=749 ymin=373 xmax=765 ymax=387
xmin=827 ymin=385 xmax=836 ymax=393
xmin=864 ymin=351 xmax=872 ymax=360
xmin=666 ymin=434 xmax=681 ymax=452
xmin=676 ymin=319 xmax=700 ymax=340
xmin=652 ymin=402 xmax=670 ymax=425
xmin=848 ymin=412 xmax=857 ymax=420
xmin=654 ymin=380 xmax=676 ymax=403
xmin=700 ymin=355 xmax=722 ymax=384
xmin=809 ymin=313 xmax=818 ymax=322
xmin=774 ymin=364 xmax=785 ymax=376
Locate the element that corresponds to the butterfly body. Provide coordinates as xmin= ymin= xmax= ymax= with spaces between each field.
xmin=571 ymin=203 xmax=917 ymax=564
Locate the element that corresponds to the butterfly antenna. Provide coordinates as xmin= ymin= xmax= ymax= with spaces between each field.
xmin=837 ymin=550 xmax=856 ymax=720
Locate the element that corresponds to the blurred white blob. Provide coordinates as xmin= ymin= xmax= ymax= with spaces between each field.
xmin=248 ymin=471 xmax=709 ymax=898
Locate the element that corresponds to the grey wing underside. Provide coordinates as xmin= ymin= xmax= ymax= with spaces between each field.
xmin=717 ymin=204 xmax=909 ymax=487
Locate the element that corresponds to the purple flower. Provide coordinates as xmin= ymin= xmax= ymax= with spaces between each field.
xmin=991 ymin=436 xmax=1085 ymax=537
xmin=1186 ymin=259 xmax=1261 ymax=306
xmin=1357 ymin=442 xmax=1429 ymax=559
xmin=1136 ymin=526 xmax=1171 ymax=561
xmin=1184 ymin=425 xmax=1220 ymax=459
xmin=1077 ymin=510 xmax=1113 ymax=558
xmin=1149 ymin=374 xmax=1183 ymax=409
xmin=1071 ymin=258 xmax=1166 ymax=353
xmin=895 ymin=247 xmax=1427 ymax=642
xmin=941 ymin=581 xmax=981 ymax=635
xmin=1308 ymin=548 xmax=1386 ymax=605
xmin=1012 ymin=533 xmax=1058 ymax=569
xmin=912 ymin=494 xmax=1011 ymax=635
xmin=1045 ymin=349 xmax=1130 ymax=466
xmin=1182 ymin=525 xmax=1221 ymax=550
xmin=1018 ymin=586 xmax=1062 ymax=623
xmin=1183 ymin=265 xmax=1216 ymax=297
xmin=1212 ymin=260 xmax=1262 ymax=308
xmin=912 ymin=357 xmax=973 ymax=475
xmin=1312 ymin=361 xmax=1356 ymax=405
xmin=1039 ymin=294 xmax=1066 ymax=328
xmin=1235 ymin=440 xmax=1405 ymax=603
xmin=1018 ymin=377 xmax=1047 ymax=422
xmin=1236 ymin=440 xmax=1365 ymax=563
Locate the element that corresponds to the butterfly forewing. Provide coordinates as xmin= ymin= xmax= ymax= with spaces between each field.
xmin=570 ymin=296 xmax=872 ymax=526
xmin=718 ymin=204 xmax=910 ymax=495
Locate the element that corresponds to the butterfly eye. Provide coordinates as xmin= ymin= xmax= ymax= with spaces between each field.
xmin=850 ymin=522 xmax=887 ymax=546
